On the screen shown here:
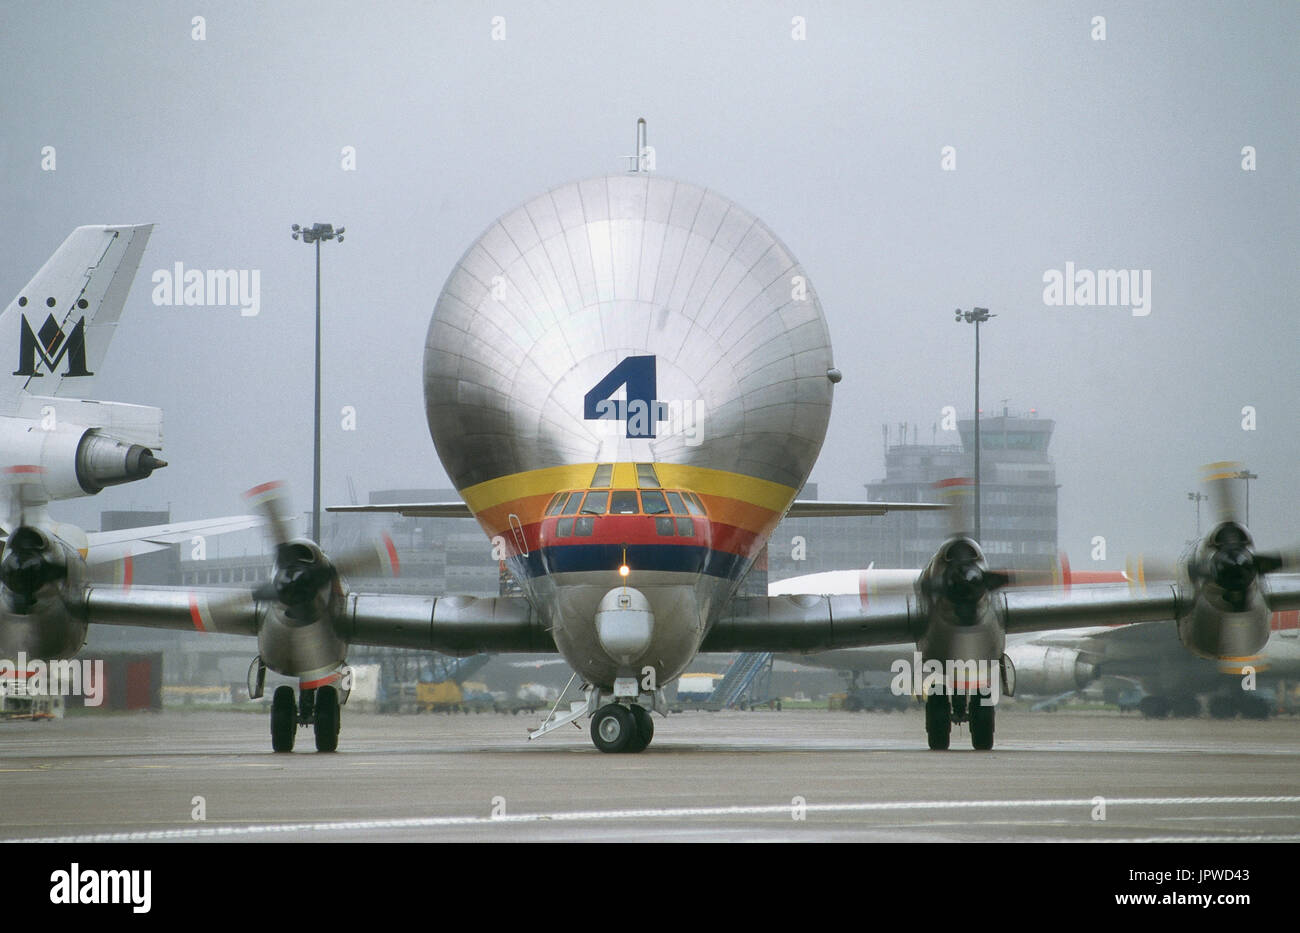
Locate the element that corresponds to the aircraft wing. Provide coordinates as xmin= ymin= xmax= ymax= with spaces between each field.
xmin=83 ymin=515 xmax=263 ymax=564
xmin=79 ymin=587 xmax=555 ymax=653
xmin=784 ymin=500 xmax=944 ymax=517
xmin=326 ymin=502 xmax=473 ymax=518
xmin=325 ymin=499 xmax=946 ymax=520
xmin=706 ymin=574 xmax=1300 ymax=653
xmin=701 ymin=582 xmax=1185 ymax=652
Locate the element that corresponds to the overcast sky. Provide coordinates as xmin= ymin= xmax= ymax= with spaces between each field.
xmin=1 ymin=1 xmax=1295 ymax=568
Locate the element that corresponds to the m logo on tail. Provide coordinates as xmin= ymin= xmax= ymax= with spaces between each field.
xmin=13 ymin=314 xmax=93 ymax=377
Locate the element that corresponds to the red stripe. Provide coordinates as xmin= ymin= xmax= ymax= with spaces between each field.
xmin=188 ymin=593 xmax=207 ymax=632
xmin=122 ymin=555 xmax=133 ymax=590
xmin=933 ymin=477 xmax=972 ymax=489
xmin=300 ymin=673 xmax=339 ymax=689
xmin=525 ymin=516 xmax=762 ymax=560
xmin=244 ymin=480 xmax=282 ymax=498
xmin=5 ymin=464 xmax=45 ymax=474
xmin=383 ymin=533 xmax=400 ymax=577
xmin=1274 ymin=610 xmax=1299 ymax=632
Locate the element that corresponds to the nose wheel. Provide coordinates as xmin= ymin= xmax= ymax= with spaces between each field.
xmin=591 ymin=703 xmax=654 ymax=753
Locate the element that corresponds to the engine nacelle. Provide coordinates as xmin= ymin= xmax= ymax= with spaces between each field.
xmin=1178 ymin=521 xmax=1275 ymax=659
xmin=257 ymin=603 xmax=348 ymax=680
xmin=914 ymin=536 xmax=1009 ymax=670
xmin=0 ymin=527 xmax=88 ymax=660
xmin=256 ymin=539 xmax=348 ymax=678
xmin=1177 ymin=592 xmax=1272 ymax=660
xmin=1004 ymin=644 xmax=1097 ymax=695
xmin=0 ymin=417 xmax=165 ymax=500
xmin=0 ymin=597 xmax=87 ymax=660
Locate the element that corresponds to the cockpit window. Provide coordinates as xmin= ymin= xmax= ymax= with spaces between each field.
xmin=591 ymin=464 xmax=613 ymax=488
xmin=663 ymin=491 xmax=685 ymax=515
xmin=609 ymin=490 xmax=639 ymax=514
xmin=635 ymin=463 xmax=660 ymax=488
xmin=682 ymin=492 xmax=705 ymax=516
xmin=544 ymin=493 xmax=567 ymax=516
xmin=580 ymin=491 xmax=609 ymax=515
xmin=561 ymin=492 xmax=583 ymax=515
xmin=640 ymin=490 xmax=669 ymax=515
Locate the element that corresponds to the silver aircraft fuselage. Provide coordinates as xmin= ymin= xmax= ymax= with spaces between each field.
xmin=422 ymin=174 xmax=836 ymax=690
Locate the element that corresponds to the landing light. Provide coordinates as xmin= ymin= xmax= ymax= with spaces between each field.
xmin=619 ymin=564 xmax=630 ymax=577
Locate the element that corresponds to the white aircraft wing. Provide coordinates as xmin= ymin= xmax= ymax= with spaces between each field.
xmin=83 ymin=515 xmax=262 ymax=564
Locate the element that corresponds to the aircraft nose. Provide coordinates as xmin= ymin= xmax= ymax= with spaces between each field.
xmin=595 ymin=586 xmax=655 ymax=667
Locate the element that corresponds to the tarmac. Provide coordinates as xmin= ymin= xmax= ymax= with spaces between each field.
xmin=1 ymin=706 xmax=1298 ymax=842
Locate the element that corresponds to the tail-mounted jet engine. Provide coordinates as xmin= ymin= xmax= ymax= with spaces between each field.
xmin=0 ymin=420 xmax=166 ymax=499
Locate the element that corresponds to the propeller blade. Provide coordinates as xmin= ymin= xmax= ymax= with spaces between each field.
xmin=933 ymin=478 xmax=973 ymax=539
xmin=243 ymin=481 xmax=297 ymax=548
xmin=1202 ymin=461 xmax=1246 ymax=526
xmin=332 ymin=532 xmax=401 ymax=581
xmin=1125 ymin=553 xmax=1180 ymax=588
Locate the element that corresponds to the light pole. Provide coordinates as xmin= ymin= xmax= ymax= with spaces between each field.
xmin=955 ymin=307 xmax=994 ymax=542
xmin=291 ymin=222 xmax=345 ymax=544
xmin=1235 ymin=470 xmax=1258 ymax=526
xmin=1187 ymin=491 xmax=1207 ymax=537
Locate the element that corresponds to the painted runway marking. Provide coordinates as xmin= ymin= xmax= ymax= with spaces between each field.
xmin=8 ymin=795 xmax=1300 ymax=843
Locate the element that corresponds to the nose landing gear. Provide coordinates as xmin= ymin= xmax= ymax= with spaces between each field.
xmin=590 ymin=702 xmax=655 ymax=753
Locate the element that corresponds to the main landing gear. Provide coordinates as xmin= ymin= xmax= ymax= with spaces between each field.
xmin=925 ymin=692 xmax=995 ymax=751
xmin=270 ymin=684 xmax=342 ymax=753
xmin=590 ymin=703 xmax=655 ymax=753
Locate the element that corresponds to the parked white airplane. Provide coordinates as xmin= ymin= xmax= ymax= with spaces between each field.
xmin=0 ymin=225 xmax=260 ymax=659
xmin=5 ymin=177 xmax=1295 ymax=754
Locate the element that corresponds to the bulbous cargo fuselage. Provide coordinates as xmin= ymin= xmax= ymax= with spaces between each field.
xmin=423 ymin=175 xmax=835 ymax=690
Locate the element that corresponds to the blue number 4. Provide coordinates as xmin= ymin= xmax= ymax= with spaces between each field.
xmin=584 ymin=355 xmax=666 ymax=438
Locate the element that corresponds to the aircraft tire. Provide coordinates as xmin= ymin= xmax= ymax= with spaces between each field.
xmin=271 ymin=686 xmax=296 ymax=753
xmin=314 ymin=686 xmax=340 ymax=753
xmin=591 ymin=704 xmax=636 ymax=753
xmin=925 ymin=694 xmax=951 ymax=750
xmin=626 ymin=704 xmax=654 ymax=753
xmin=970 ymin=699 xmax=995 ymax=750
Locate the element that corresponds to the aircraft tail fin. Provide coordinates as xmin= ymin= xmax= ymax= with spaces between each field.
xmin=0 ymin=224 xmax=155 ymax=412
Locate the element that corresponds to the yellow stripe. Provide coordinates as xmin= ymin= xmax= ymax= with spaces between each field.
xmin=654 ymin=464 xmax=796 ymax=514
xmin=461 ymin=463 xmax=798 ymax=518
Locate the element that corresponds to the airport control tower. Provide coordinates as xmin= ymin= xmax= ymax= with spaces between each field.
xmin=864 ymin=409 xmax=1059 ymax=571
xmin=766 ymin=409 xmax=1059 ymax=580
